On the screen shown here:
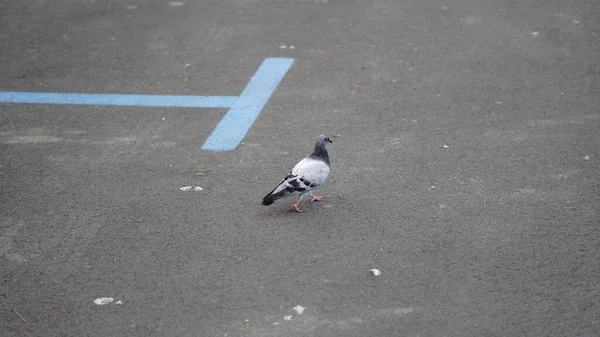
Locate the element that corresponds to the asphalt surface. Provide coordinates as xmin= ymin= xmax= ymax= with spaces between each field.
xmin=1 ymin=0 xmax=599 ymax=336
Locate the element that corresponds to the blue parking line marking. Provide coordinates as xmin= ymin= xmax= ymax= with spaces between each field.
xmin=201 ymin=57 xmax=294 ymax=151
xmin=1 ymin=57 xmax=294 ymax=152
xmin=0 ymin=92 xmax=237 ymax=108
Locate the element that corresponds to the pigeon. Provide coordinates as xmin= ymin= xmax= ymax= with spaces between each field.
xmin=262 ymin=135 xmax=333 ymax=212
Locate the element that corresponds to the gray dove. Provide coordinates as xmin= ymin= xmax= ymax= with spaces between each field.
xmin=262 ymin=135 xmax=332 ymax=212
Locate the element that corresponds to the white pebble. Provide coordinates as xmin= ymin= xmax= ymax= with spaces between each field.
xmin=370 ymin=269 xmax=381 ymax=276
xmin=180 ymin=186 xmax=203 ymax=192
xmin=443 ymin=144 xmax=449 ymax=148
xmin=284 ymin=315 xmax=292 ymax=321
xmin=293 ymin=305 xmax=305 ymax=315
xmin=94 ymin=297 xmax=114 ymax=305
xmin=583 ymin=155 xmax=590 ymax=160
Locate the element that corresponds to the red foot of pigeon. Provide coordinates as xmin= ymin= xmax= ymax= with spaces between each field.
xmin=291 ymin=202 xmax=303 ymax=213
xmin=310 ymin=195 xmax=325 ymax=202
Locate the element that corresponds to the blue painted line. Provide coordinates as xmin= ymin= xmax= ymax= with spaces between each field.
xmin=201 ymin=57 xmax=294 ymax=151
xmin=1 ymin=57 xmax=294 ymax=152
xmin=0 ymin=92 xmax=237 ymax=108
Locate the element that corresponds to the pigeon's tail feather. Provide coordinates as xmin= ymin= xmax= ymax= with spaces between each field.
xmin=261 ymin=194 xmax=275 ymax=205
xmin=261 ymin=190 xmax=285 ymax=206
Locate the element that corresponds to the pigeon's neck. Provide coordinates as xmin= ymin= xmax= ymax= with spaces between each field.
xmin=310 ymin=145 xmax=330 ymax=166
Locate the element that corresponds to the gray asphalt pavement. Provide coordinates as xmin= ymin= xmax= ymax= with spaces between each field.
xmin=1 ymin=0 xmax=599 ymax=336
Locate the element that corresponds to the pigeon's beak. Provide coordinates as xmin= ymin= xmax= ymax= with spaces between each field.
xmin=328 ymin=139 xmax=333 ymax=143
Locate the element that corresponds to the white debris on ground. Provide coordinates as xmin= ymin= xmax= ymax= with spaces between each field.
xmin=293 ymin=305 xmax=305 ymax=315
xmin=283 ymin=315 xmax=292 ymax=321
xmin=370 ymin=269 xmax=381 ymax=276
xmin=93 ymin=297 xmax=114 ymax=305
xmin=179 ymin=186 xmax=203 ymax=191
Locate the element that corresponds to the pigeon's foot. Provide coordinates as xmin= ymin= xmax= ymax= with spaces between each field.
xmin=291 ymin=200 xmax=303 ymax=213
xmin=310 ymin=194 xmax=325 ymax=202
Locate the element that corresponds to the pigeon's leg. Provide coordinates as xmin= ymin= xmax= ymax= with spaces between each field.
xmin=291 ymin=199 xmax=303 ymax=213
xmin=291 ymin=193 xmax=308 ymax=212
xmin=310 ymin=193 xmax=325 ymax=202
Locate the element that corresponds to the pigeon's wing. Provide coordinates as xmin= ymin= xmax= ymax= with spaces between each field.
xmin=291 ymin=157 xmax=330 ymax=187
xmin=261 ymin=157 xmax=329 ymax=206
xmin=261 ymin=172 xmax=312 ymax=205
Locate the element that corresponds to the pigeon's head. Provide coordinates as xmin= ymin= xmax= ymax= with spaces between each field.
xmin=316 ymin=134 xmax=333 ymax=146
xmin=312 ymin=135 xmax=332 ymax=161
